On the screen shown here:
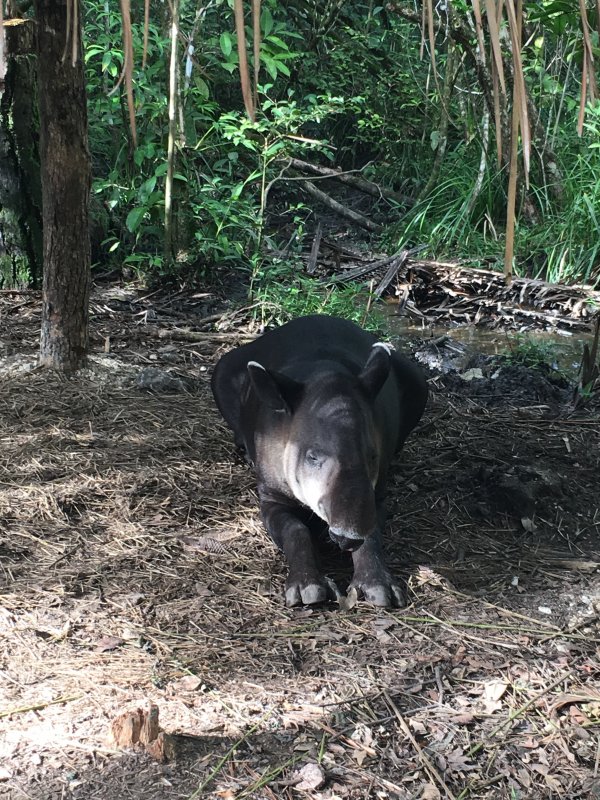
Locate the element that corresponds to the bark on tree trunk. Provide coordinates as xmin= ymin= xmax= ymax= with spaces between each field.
xmin=0 ymin=20 xmax=43 ymax=288
xmin=35 ymin=0 xmax=91 ymax=372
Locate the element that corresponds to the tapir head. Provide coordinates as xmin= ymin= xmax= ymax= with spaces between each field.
xmin=247 ymin=343 xmax=393 ymax=551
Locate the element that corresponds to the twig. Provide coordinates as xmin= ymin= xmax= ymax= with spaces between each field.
xmin=283 ymin=156 xmax=414 ymax=206
xmin=188 ymin=710 xmax=274 ymax=798
xmin=383 ymin=690 xmax=458 ymax=800
xmin=0 ymin=694 xmax=83 ymax=718
xmin=307 ymin=221 xmax=323 ymax=275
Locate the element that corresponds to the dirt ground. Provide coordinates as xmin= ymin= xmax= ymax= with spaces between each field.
xmin=1 ymin=286 xmax=599 ymax=800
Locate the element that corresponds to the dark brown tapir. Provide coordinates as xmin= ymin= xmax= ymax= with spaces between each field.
xmin=211 ymin=314 xmax=428 ymax=608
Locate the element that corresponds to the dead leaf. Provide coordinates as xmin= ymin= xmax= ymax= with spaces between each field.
xmin=482 ymin=679 xmax=508 ymax=713
xmin=173 ymin=675 xmax=204 ymax=692
xmin=459 ymin=368 xmax=484 ymax=381
xmin=294 ymin=762 xmax=326 ymax=791
xmin=544 ymin=774 xmax=563 ymax=792
xmin=449 ymin=712 xmax=475 ymax=725
xmin=421 ymin=784 xmax=441 ymax=800
xmin=338 ymin=587 xmax=358 ymax=611
xmin=95 ymin=635 xmax=125 ymax=652
xmin=521 ymin=517 xmax=538 ymax=532
xmin=445 ymin=748 xmax=477 ymax=774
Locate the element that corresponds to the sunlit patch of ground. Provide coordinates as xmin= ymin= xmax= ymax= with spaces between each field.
xmin=1 ymin=288 xmax=599 ymax=799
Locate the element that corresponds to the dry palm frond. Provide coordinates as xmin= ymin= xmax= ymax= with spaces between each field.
xmin=577 ymin=0 xmax=598 ymax=136
xmin=484 ymin=0 xmax=506 ymax=94
xmin=108 ymin=0 xmax=137 ymax=147
xmin=471 ymin=0 xmax=486 ymax=66
xmin=252 ymin=0 xmax=261 ymax=112
xmin=234 ymin=0 xmax=255 ymax=121
xmin=505 ymin=0 xmax=529 ymax=179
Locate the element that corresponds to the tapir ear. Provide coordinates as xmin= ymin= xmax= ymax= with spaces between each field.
xmin=247 ymin=361 xmax=297 ymax=413
xmin=359 ymin=342 xmax=393 ymax=398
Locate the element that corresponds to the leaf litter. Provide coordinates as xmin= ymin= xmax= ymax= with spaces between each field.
xmin=0 ymin=285 xmax=599 ymax=799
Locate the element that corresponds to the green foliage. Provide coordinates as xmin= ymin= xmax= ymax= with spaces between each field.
xmin=382 ymin=136 xmax=506 ymax=269
xmin=502 ymin=334 xmax=560 ymax=371
xmin=83 ymin=0 xmax=352 ymax=279
xmin=0 ymin=253 xmax=30 ymax=289
xmin=80 ymin=0 xmax=600 ymax=293
xmin=520 ymin=107 xmax=600 ymax=286
xmin=252 ymin=260 xmax=385 ymax=332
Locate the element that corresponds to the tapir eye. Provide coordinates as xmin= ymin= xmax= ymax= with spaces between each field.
xmin=305 ymin=450 xmax=322 ymax=467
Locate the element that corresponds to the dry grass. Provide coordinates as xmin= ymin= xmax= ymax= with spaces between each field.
xmin=0 ymin=286 xmax=599 ymax=799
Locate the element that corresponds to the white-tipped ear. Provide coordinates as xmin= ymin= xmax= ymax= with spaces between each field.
xmin=373 ymin=342 xmax=395 ymax=355
xmin=359 ymin=342 xmax=393 ymax=398
xmin=247 ymin=360 xmax=266 ymax=372
xmin=247 ymin=361 xmax=289 ymax=412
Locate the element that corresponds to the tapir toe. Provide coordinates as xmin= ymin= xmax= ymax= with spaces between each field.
xmin=285 ymin=574 xmax=340 ymax=607
xmin=351 ymin=576 xmax=406 ymax=608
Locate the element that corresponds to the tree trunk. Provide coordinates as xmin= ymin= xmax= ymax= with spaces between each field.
xmin=35 ymin=0 xmax=91 ymax=372
xmin=0 ymin=20 xmax=43 ymax=288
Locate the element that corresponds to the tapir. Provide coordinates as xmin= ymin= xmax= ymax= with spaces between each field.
xmin=211 ymin=314 xmax=428 ymax=607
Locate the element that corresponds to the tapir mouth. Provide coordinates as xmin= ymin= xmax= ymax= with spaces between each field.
xmin=329 ymin=528 xmax=365 ymax=552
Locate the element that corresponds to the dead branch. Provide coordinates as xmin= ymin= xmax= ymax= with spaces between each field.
xmin=285 ymin=157 xmax=414 ymax=207
xmin=299 ymin=180 xmax=382 ymax=233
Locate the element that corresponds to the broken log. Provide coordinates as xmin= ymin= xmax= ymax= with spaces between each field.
xmin=307 ymin=221 xmax=323 ymax=275
xmin=109 ymin=704 xmax=176 ymax=762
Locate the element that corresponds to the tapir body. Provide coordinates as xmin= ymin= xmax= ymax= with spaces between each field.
xmin=211 ymin=314 xmax=428 ymax=607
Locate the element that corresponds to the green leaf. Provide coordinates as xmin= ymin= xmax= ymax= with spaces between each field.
xmin=195 ymin=76 xmax=210 ymax=99
xmin=265 ymin=35 xmax=289 ymax=50
xmin=101 ymin=52 xmax=112 ymax=73
xmin=108 ymin=240 xmax=120 ymax=252
xmin=85 ymin=46 xmax=104 ymax=63
xmin=261 ymin=7 xmax=274 ymax=36
xmin=126 ymin=207 xmax=147 ymax=233
xmin=139 ymin=176 xmax=157 ymax=203
xmin=273 ymin=60 xmax=290 ymax=77
xmin=262 ymin=54 xmax=278 ymax=80
xmin=220 ymin=32 xmax=233 ymax=58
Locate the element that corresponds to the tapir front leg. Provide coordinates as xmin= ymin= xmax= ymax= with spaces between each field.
xmin=259 ymin=489 xmax=340 ymax=607
xmin=350 ymin=529 xmax=406 ymax=607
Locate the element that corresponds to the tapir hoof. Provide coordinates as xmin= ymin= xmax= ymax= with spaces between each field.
xmin=350 ymin=575 xmax=406 ymax=608
xmin=285 ymin=574 xmax=341 ymax=607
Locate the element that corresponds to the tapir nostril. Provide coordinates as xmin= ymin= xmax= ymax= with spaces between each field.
xmin=329 ymin=529 xmax=365 ymax=552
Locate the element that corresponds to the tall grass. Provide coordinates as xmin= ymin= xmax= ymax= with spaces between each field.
xmin=385 ymin=123 xmax=600 ymax=287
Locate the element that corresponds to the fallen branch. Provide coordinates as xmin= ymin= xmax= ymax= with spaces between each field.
xmin=285 ymin=156 xmax=414 ymax=207
xmin=321 ymin=253 xmax=400 ymax=285
xmin=299 ymin=180 xmax=382 ymax=233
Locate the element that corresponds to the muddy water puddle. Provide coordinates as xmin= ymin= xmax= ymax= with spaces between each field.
xmin=386 ymin=314 xmax=591 ymax=378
